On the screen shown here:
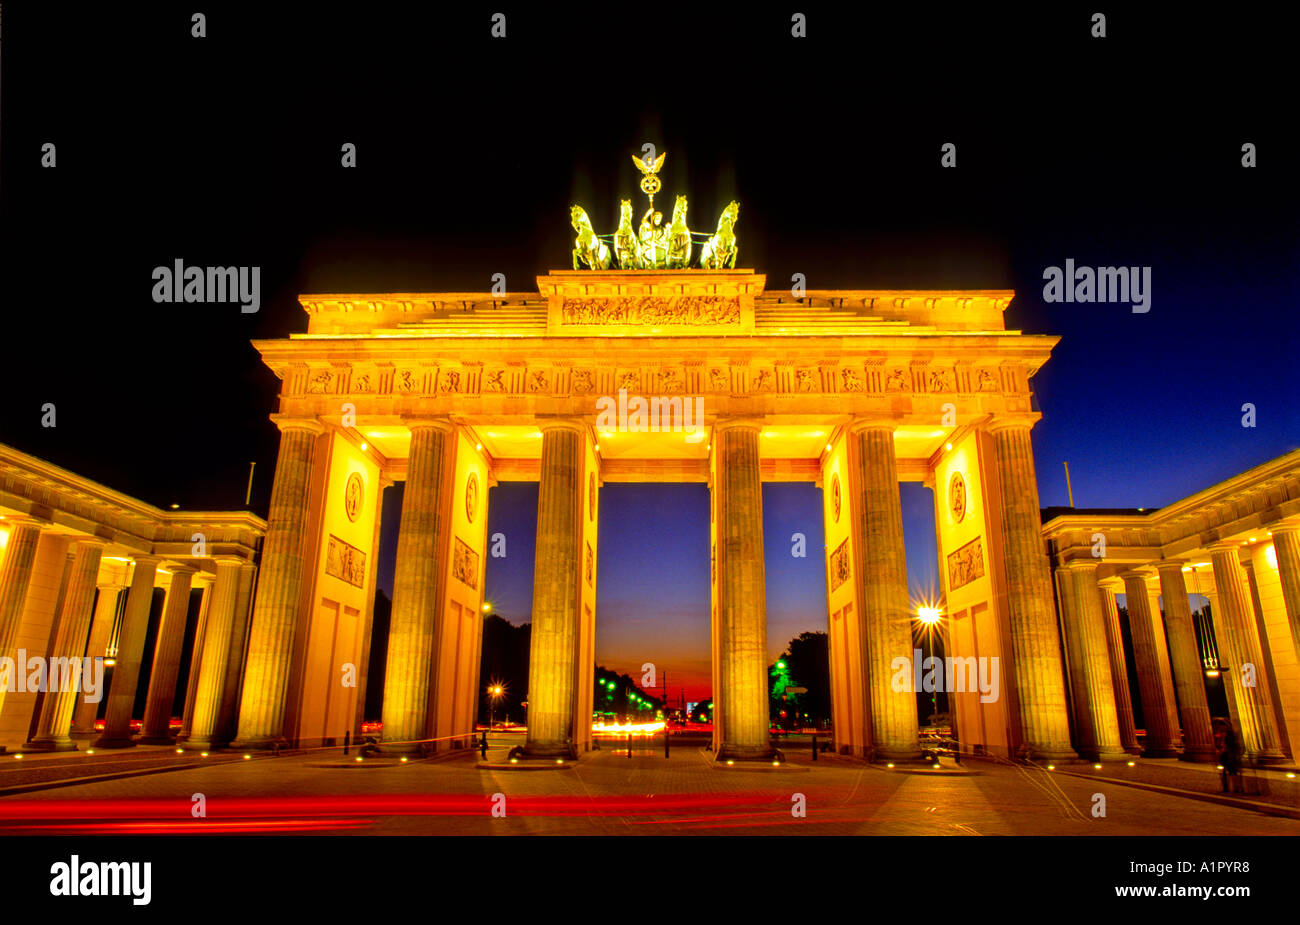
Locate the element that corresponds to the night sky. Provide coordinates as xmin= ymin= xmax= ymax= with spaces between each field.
xmin=4 ymin=6 xmax=1296 ymax=703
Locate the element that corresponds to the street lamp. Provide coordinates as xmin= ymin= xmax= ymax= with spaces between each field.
xmin=487 ymin=682 xmax=505 ymax=729
xmin=915 ymin=603 xmax=943 ymax=725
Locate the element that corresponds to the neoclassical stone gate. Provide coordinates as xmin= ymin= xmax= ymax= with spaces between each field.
xmin=235 ymin=269 xmax=1078 ymax=762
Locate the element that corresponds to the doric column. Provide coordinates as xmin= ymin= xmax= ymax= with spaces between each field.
xmin=710 ymin=419 xmax=774 ymax=762
xmin=1270 ymin=522 xmax=1300 ymax=671
xmin=1207 ymin=543 xmax=1284 ymax=760
xmin=138 ymin=565 xmax=196 ymax=744
xmin=1154 ymin=562 xmax=1216 ymax=761
xmin=178 ymin=575 xmax=214 ymax=740
xmin=1058 ymin=563 xmax=1126 ymax=760
xmin=1097 ymin=578 xmax=1140 ymax=753
xmin=380 ymin=419 xmax=454 ymax=753
xmin=214 ymin=563 xmax=256 ymax=746
xmin=1120 ymin=571 xmax=1181 ymax=757
xmin=95 ymin=555 xmax=161 ymax=747
xmin=179 ymin=559 xmax=243 ymax=749
xmin=0 ymin=519 xmax=44 ymax=723
xmin=848 ymin=421 xmax=919 ymax=761
xmin=232 ymin=419 xmax=324 ymax=749
xmin=25 ymin=539 xmax=106 ymax=751
xmin=71 ymin=576 xmax=124 ymax=735
xmin=1240 ymin=553 xmax=1292 ymax=759
xmin=986 ymin=420 xmax=1075 ymax=760
xmin=520 ymin=419 xmax=588 ymax=759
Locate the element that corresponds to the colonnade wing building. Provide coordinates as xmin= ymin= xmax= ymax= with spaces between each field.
xmin=0 ymin=444 xmax=264 ymax=752
xmin=2 ymin=269 xmax=1297 ymax=765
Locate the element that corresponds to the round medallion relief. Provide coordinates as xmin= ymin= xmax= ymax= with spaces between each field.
xmin=344 ymin=472 xmax=364 ymax=522
xmin=831 ymin=474 xmax=842 ymax=522
xmin=465 ymin=472 xmax=479 ymax=523
xmin=949 ymin=471 xmax=967 ymax=524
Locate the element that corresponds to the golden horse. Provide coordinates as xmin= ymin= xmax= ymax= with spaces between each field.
xmin=570 ymin=205 xmax=611 ymax=270
xmin=699 ymin=201 xmax=739 ymax=269
xmin=666 ymin=195 xmax=692 ymax=268
xmin=614 ymin=199 xmax=640 ymax=269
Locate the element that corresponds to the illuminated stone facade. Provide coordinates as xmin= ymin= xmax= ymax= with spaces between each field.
xmin=244 ymin=269 xmax=1077 ymax=761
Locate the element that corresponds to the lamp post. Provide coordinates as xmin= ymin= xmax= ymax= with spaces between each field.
xmin=916 ymin=604 xmax=943 ymax=725
xmin=487 ymin=684 xmax=504 ymax=730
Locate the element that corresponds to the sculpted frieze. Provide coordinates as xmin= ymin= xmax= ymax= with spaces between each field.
xmin=561 ymin=295 xmax=740 ymax=326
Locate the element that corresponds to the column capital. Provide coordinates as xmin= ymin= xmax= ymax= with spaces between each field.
xmin=712 ymin=416 xmax=764 ymax=434
xmin=534 ymin=416 xmax=588 ymax=436
xmin=1268 ymin=518 xmax=1300 ymax=538
xmin=400 ymin=415 xmax=456 ymax=433
xmin=0 ymin=513 xmax=51 ymax=529
xmin=270 ymin=414 xmax=326 ymax=436
xmin=162 ymin=563 xmax=199 ymax=577
xmin=1153 ymin=558 xmax=1187 ymax=572
xmin=846 ymin=417 xmax=898 ymax=435
xmin=1118 ymin=567 xmax=1157 ymax=584
xmin=1064 ymin=558 xmax=1102 ymax=573
xmin=72 ymin=535 xmax=110 ymax=549
xmin=1206 ymin=539 xmax=1245 ymax=556
xmin=983 ymin=412 xmax=1042 ymax=434
xmin=1098 ymin=576 xmax=1125 ymax=592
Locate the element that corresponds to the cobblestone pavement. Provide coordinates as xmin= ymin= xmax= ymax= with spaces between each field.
xmin=1 ymin=739 xmax=1297 ymax=835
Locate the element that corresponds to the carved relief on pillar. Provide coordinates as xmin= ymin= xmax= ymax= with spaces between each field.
xmin=829 ymin=538 xmax=851 ymax=592
xmin=452 ymin=537 xmax=479 ymax=589
xmin=325 ymin=535 xmax=366 ymax=588
xmin=794 ymin=368 xmax=819 ymax=392
xmin=946 ymin=536 xmax=984 ymax=590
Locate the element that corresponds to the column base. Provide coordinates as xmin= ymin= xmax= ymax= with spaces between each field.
xmin=136 ymin=735 xmax=178 ymax=746
xmin=1179 ymin=748 xmax=1218 ymax=763
xmin=1025 ymin=745 xmax=1079 ymax=762
xmin=23 ymin=737 xmax=78 ymax=752
xmin=376 ymin=739 xmax=429 ymax=757
xmin=1079 ymin=745 xmax=1133 ymax=762
xmin=177 ymin=737 xmax=220 ymax=752
xmin=515 ymin=741 xmax=579 ymax=761
xmin=1246 ymin=751 xmax=1289 ymax=765
xmin=228 ymin=735 xmax=289 ymax=752
xmin=871 ymin=744 xmax=925 ymax=763
xmin=92 ymin=735 xmax=139 ymax=749
xmin=1140 ymin=744 xmax=1183 ymax=759
xmin=715 ymin=742 xmax=777 ymax=762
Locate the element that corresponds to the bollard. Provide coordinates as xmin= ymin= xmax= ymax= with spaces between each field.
xmin=343 ymin=729 xmax=351 ymax=755
xmin=628 ymin=734 xmax=633 ymax=758
xmin=665 ymin=727 xmax=670 ymax=759
xmin=812 ymin=734 xmax=817 ymax=761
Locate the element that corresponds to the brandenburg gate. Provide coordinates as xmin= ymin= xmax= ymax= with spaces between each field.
xmin=230 ymin=154 xmax=1078 ymax=763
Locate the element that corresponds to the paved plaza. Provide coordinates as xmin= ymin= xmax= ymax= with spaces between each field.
xmin=1 ymin=736 xmax=1296 ymax=836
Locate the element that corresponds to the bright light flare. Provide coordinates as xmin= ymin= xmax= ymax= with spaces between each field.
xmin=592 ymin=720 xmax=665 ymax=736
